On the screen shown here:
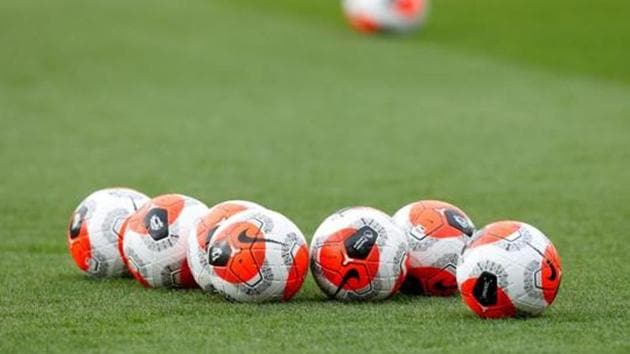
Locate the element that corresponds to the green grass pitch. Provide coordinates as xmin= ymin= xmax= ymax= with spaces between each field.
xmin=1 ymin=0 xmax=630 ymax=352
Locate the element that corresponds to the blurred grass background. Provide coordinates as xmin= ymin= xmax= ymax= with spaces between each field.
xmin=243 ymin=0 xmax=630 ymax=83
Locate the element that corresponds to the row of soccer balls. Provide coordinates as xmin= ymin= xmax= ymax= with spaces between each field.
xmin=68 ymin=188 xmax=562 ymax=318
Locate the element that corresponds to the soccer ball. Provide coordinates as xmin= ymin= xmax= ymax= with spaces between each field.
xmin=393 ymin=200 xmax=475 ymax=296
xmin=206 ymin=208 xmax=309 ymax=302
xmin=67 ymin=188 xmax=149 ymax=277
xmin=310 ymin=206 xmax=408 ymax=301
xmin=122 ymin=194 xmax=208 ymax=288
xmin=342 ymin=0 xmax=429 ymax=33
xmin=188 ymin=200 xmax=264 ymax=292
xmin=456 ymin=221 xmax=562 ymax=318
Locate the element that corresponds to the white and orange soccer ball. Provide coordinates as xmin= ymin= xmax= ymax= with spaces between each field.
xmin=310 ymin=207 xmax=409 ymax=301
xmin=342 ymin=0 xmax=429 ymax=33
xmin=456 ymin=221 xmax=562 ymax=318
xmin=206 ymin=208 xmax=309 ymax=302
xmin=121 ymin=194 xmax=208 ymax=288
xmin=187 ymin=200 xmax=264 ymax=292
xmin=67 ymin=188 xmax=149 ymax=277
xmin=393 ymin=200 xmax=475 ymax=296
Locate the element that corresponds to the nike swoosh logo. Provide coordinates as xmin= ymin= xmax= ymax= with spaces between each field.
xmin=237 ymin=230 xmax=284 ymax=245
xmin=546 ymin=260 xmax=557 ymax=281
xmin=334 ymin=269 xmax=360 ymax=297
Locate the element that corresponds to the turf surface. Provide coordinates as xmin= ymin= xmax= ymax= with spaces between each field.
xmin=1 ymin=0 xmax=629 ymax=352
